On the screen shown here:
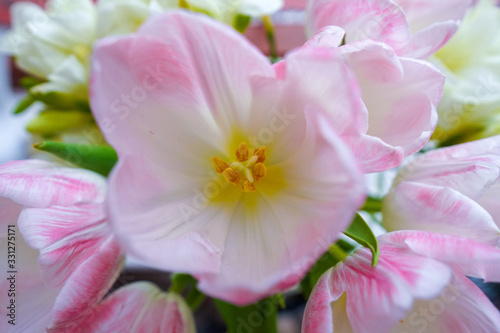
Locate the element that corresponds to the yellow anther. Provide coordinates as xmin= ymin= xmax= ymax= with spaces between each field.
xmin=253 ymin=163 xmax=266 ymax=182
xmin=235 ymin=142 xmax=249 ymax=162
xmin=223 ymin=168 xmax=241 ymax=185
xmin=242 ymin=180 xmax=256 ymax=193
xmin=253 ymin=147 xmax=266 ymax=163
xmin=212 ymin=157 xmax=229 ymax=174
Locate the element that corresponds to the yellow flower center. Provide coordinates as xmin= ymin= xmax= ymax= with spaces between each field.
xmin=212 ymin=142 xmax=267 ymax=193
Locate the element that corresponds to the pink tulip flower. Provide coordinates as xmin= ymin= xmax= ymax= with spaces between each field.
xmin=307 ymin=0 xmax=477 ymax=59
xmin=0 ymin=160 xmax=195 ymax=332
xmin=300 ymin=29 xmax=444 ymax=172
xmin=90 ymin=11 xmax=366 ymax=305
xmin=383 ymin=136 xmax=500 ymax=246
xmin=303 ymin=231 xmax=500 ymax=333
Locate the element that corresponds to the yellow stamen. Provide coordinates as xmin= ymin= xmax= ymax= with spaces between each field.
xmin=253 ymin=163 xmax=266 ymax=182
xmin=235 ymin=142 xmax=249 ymax=162
xmin=223 ymin=168 xmax=241 ymax=185
xmin=242 ymin=180 xmax=256 ymax=193
xmin=212 ymin=157 xmax=229 ymax=174
xmin=253 ymin=147 xmax=266 ymax=163
xmin=212 ymin=142 xmax=268 ymax=192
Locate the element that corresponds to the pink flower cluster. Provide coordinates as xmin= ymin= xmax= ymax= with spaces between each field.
xmin=2 ymin=0 xmax=499 ymax=332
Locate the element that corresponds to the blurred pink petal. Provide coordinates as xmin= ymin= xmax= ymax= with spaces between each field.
xmin=49 ymin=283 xmax=195 ymax=333
xmin=383 ymin=136 xmax=500 ymax=246
xmin=303 ymin=231 xmax=500 ymax=333
xmin=0 ymin=160 xmax=125 ymax=330
xmin=301 ymin=33 xmax=443 ymax=172
xmin=307 ymin=0 xmax=475 ymax=58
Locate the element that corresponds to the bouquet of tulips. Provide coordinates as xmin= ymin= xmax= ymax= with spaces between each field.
xmin=1 ymin=0 xmax=500 ymax=332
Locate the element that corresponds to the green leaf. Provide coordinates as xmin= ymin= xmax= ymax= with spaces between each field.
xmin=33 ymin=141 xmax=118 ymax=177
xmin=300 ymin=239 xmax=354 ymax=298
xmin=26 ymin=110 xmax=93 ymax=136
xmin=214 ymin=298 xmax=278 ymax=333
xmin=344 ymin=213 xmax=379 ymax=266
xmin=233 ymin=14 xmax=251 ymax=33
xmin=13 ymin=94 xmax=37 ymax=114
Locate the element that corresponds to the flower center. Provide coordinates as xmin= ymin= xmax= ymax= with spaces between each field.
xmin=212 ymin=142 xmax=267 ymax=193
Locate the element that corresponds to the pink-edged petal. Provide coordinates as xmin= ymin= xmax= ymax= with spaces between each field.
xmin=47 ymin=236 xmax=124 ymax=329
xmin=383 ymin=181 xmax=500 ymax=245
xmin=302 ymin=271 xmax=336 ymax=333
xmin=91 ymin=11 xmax=275 ymax=166
xmin=392 ymin=272 xmax=500 ymax=333
xmin=49 ymin=283 xmax=195 ymax=333
xmin=339 ymin=246 xmax=451 ymax=333
xmin=396 ymin=136 xmax=500 ymax=200
xmin=0 ymin=160 xmax=106 ymax=208
xmin=307 ymin=0 xmax=411 ymax=52
xmin=381 ymin=231 xmax=500 ymax=282
xmin=303 ymin=244 xmax=451 ymax=333
xmin=17 ymin=194 xmax=125 ymax=329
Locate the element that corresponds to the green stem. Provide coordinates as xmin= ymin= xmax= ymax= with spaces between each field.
xmin=184 ymin=287 xmax=206 ymax=311
xmin=361 ymin=196 xmax=383 ymax=213
xmin=328 ymin=243 xmax=348 ymax=262
xmin=214 ymin=298 xmax=278 ymax=333
xmin=262 ymin=15 xmax=278 ymax=61
xmin=169 ymin=273 xmax=196 ymax=294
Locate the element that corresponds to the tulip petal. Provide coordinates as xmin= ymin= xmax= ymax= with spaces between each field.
xmin=381 ymin=231 xmax=500 ymax=282
xmin=358 ymin=56 xmax=442 ymax=155
xmin=279 ymin=46 xmax=367 ymax=143
xmin=47 ymin=236 xmax=124 ymax=328
xmin=403 ymin=21 xmax=459 ymax=59
xmin=0 ymin=160 xmax=106 ymax=208
xmin=108 ymin=154 xmax=230 ymax=275
xmin=49 ymin=283 xmax=195 ymax=333
xmin=397 ymin=136 xmax=500 ymax=200
xmin=307 ymin=0 xmax=411 ymax=52
xmin=301 ymin=272 xmax=336 ymax=333
xmin=383 ymin=181 xmax=500 ymax=245
xmin=303 ymin=245 xmax=451 ymax=333
xmin=0 ymin=160 xmax=125 ymax=329
xmin=392 ymin=272 xmax=500 ymax=333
